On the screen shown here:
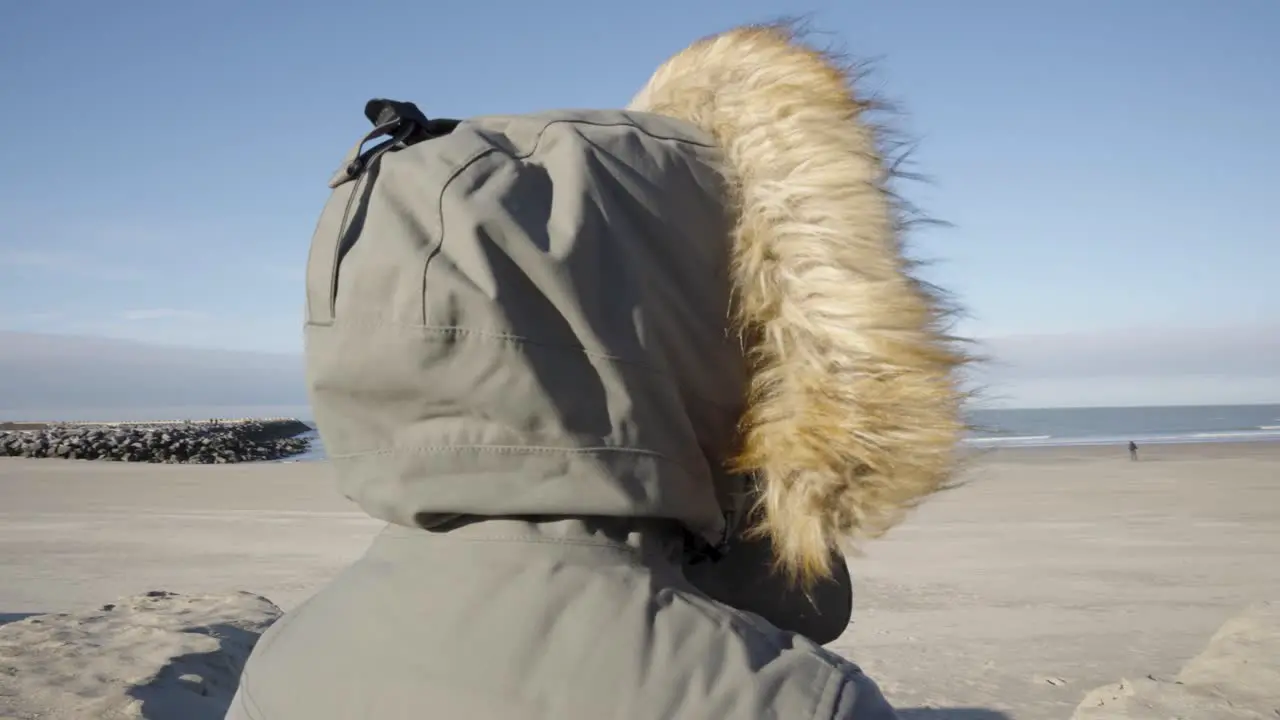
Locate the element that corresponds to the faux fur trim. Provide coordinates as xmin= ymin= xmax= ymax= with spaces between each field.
xmin=629 ymin=23 xmax=969 ymax=586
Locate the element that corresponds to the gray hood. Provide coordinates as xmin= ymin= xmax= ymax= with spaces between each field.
xmin=305 ymin=110 xmax=744 ymax=545
xmin=305 ymin=24 xmax=967 ymax=590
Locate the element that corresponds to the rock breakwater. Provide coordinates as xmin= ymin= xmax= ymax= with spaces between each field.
xmin=0 ymin=418 xmax=312 ymax=464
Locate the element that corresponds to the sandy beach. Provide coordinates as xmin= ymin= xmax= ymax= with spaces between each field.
xmin=2 ymin=443 xmax=1278 ymax=719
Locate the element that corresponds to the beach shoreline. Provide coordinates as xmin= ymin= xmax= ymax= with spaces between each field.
xmin=965 ymin=438 xmax=1280 ymax=462
xmin=2 ymin=441 xmax=1278 ymax=718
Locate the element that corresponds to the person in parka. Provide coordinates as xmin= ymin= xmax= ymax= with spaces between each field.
xmin=226 ymin=22 xmax=967 ymax=720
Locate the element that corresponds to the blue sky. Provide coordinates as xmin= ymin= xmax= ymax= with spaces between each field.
xmin=1 ymin=0 xmax=1278 ymax=409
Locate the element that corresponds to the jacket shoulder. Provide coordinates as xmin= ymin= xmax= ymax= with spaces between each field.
xmin=655 ymin=589 xmax=895 ymax=719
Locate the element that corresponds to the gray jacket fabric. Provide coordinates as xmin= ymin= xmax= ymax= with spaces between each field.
xmin=228 ymin=23 xmax=965 ymax=720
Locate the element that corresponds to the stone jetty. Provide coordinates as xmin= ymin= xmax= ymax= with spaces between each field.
xmin=0 ymin=418 xmax=312 ymax=464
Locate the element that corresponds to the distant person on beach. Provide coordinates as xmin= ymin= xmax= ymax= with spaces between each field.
xmin=1129 ymin=440 xmax=1139 ymax=461
xmin=226 ymin=24 xmax=966 ymax=720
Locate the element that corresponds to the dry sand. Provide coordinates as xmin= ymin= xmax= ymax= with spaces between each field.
xmin=0 ymin=591 xmax=280 ymax=720
xmin=1 ymin=443 xmax=1278 ymax=719
xmin=1070 ymin=600 xmax=1278 ymax=719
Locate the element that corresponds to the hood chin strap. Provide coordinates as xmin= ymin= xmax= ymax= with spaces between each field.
xmin=683 ymin=474 xmax=755 ymax=566
xmin=681 ymin=528 xmax=727 ymax=566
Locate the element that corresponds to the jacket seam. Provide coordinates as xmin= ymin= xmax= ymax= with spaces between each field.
xmin=305 ymin=321 xmax=738 ymax=411
xmin=466 ymin=113 xmax=718 ymax=152
xmin=314 ymin=320 xmax=653 ymax=363
xmin=378 ymin=532 xmax=656 ymax=557
xmin=667 ymin=591 xmax=855 ymax=715
xmin=665 ymin=590 xmax=789 ymax=654
xmin=426 ymin=113 xmax=714 ymax=326
xmin=236 ymin=676 xmax=267 ymax=720
xmin=328 ymin=445 xmax=708 ymax=482
xmin=332 ymin=444 xmax=669 ymax=460
xmin=421 ymin=141 xmax=499 ymax=325
xmin=382 ymin=533 xmax=643 ymax=550
xmin=814 ymin=665 xmax=844 ymax=720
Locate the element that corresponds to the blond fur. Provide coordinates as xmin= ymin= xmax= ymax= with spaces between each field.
xmin=629 ymin=23 xmax=969 ymax=587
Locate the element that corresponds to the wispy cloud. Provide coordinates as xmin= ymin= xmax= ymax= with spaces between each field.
xmin=0 ymin=247 xmax=138 ymax=280
xmin=0 ymin=250 xmax=61 ymax=267
xmin=119 ymin=308 xmax=209 ymax=322
xmin=0 ymin=310 xmax=67 ymax=326
xmin=975 ymin=325 xmax=1280 ymax=381
xmin=0 ymin=331 xmax=308 ymax=421
xmin=2 ymin=322 xmax=1276 ymax=420
xmin=969 ymin=323 xmax=1280 ymax=407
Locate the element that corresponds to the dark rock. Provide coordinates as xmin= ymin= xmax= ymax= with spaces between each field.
xmin=0 ymin=419 xmax=311 ymax=465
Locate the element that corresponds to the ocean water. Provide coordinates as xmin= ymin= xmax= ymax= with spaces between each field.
xmin=287 ymin=429 xmax=326 ymax=462
xmin=285 ymin=404 xmax=1280 ymax=461
xmin=967 ymin=403 xmax=1280 ymax=448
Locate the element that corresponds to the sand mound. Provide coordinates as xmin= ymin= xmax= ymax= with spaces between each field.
xmin=0 ymin=591 xmax=281 ymax=720
xmin=0 ymin=593 xmax=1273 ymax=719
xmin=1072 ymin=601 xmax=1279 ymax=719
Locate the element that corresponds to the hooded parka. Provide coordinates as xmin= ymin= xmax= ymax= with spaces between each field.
xmin=227 ymin=24 xmax=966 ymax=720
